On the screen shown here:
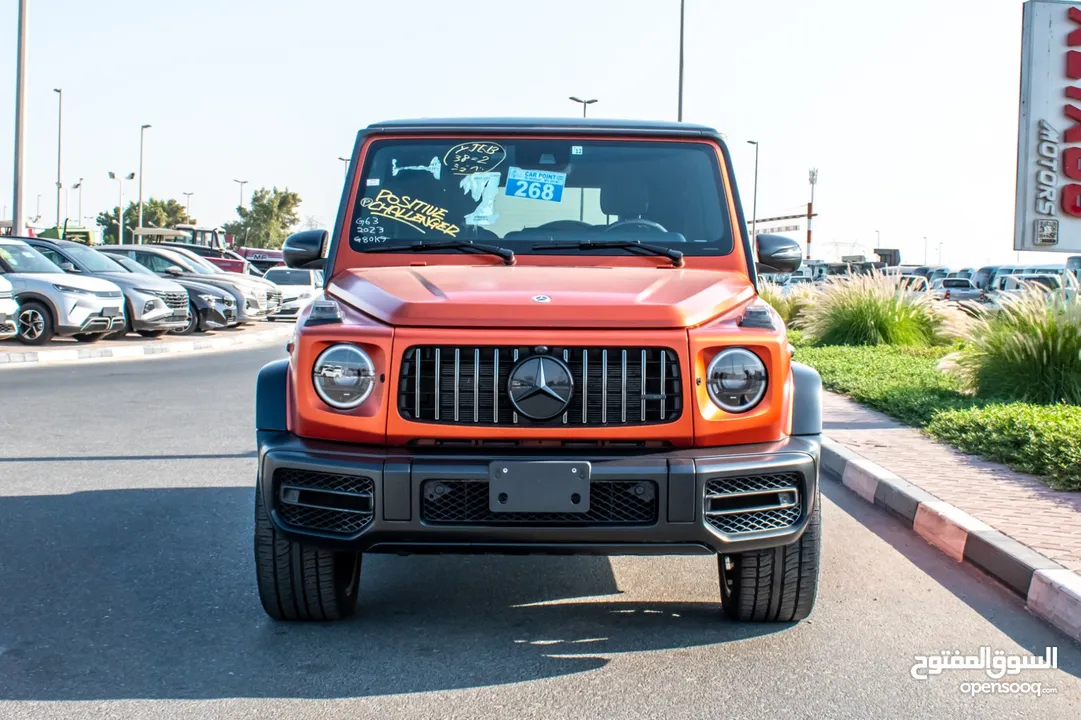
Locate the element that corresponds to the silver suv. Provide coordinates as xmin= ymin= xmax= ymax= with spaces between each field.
xmin=27 ymin=238 xmax=190 ymax=338
xmin=0 ymin=237 xmax=125 ymax=345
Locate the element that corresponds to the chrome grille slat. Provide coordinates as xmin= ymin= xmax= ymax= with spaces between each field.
xmin=660 ymin=352 xmax=667 ymax=420
xmin=400 ymin=345 xmax=681 ymax=427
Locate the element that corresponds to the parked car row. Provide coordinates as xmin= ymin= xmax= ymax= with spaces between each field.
xmin=0 ymin=236 xmax=321 ymax=345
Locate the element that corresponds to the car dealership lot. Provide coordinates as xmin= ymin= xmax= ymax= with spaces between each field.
xmin=0 ymin=347 xmax=1078 ymax=719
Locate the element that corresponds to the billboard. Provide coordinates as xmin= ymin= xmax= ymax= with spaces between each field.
xmin=1015 ymin=0 xmax=1081 ymax=252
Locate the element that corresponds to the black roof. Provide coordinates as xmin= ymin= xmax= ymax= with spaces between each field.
xmin=365 ymin=117 xmax=722 ymax=138
xmin=22 ymin=236 xmax=79 ymax=248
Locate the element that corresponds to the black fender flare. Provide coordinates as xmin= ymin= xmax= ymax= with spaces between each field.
xmin=255 ymin=358 xmax=290 ymax=433
xmin=790 ymin=361 xmax=822 ymax=436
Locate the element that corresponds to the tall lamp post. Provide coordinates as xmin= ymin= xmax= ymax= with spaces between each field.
xmin=747 ymin=140 xmax=759 ymax=240
xmin=806 ymin=168 xmax=818 ymax=260
xmin=923 ymin=236 xmax=928 ymax=264
xmin=677 ymin=0 xmax=685 ymax=121
xmin=72 ymin=178 xmax=84 ymax=224
xmin=53 ymin=88 xmax=62 ymax=226
xmin=109 ymin=171 xmax=135 ymax=244
xmin=338 ymin=157 xmax=350 ymax=179
xmin=137 ymin=124 xmax=151 ymax=230
xmin=234 ymin=179 xmax=248 ymax=209
xmin=182 ymin=191 xmax=194 ymax=216
xmin=569 ymin=97 xmax=598 ymax=222
xmin=12 ymin=0 xmax=28 ymax=235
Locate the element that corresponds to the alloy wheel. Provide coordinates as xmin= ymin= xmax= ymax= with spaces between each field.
xmin=18 ymin=308 xmax=44 ymax=341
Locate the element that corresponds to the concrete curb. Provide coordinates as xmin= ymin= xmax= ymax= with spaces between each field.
xmin=0 ymin=323 xmax=294 ymax=368
xmin=822 ymin=437 xmax=1081 ymax=643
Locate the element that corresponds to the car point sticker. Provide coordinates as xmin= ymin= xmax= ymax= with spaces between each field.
xmin=505 ymin=167 xmax=566 ymax=203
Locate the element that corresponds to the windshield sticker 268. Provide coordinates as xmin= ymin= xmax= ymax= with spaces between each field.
xmin=361 ymin=189 xmax=460 ymax=237
xmin=505 ymin=166 xmax=566 ymax=202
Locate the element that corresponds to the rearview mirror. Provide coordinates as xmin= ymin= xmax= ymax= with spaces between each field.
xmin=755 ymin=234 xmax=803 ymax=275
xmin=283 ymin=229 xmax=328 ymax=270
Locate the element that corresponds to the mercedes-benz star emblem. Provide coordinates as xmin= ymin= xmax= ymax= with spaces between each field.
xmin=507 ymin=356 xmax=574 ymax=420
xmin=532 ymin=295 xmax=551 ymax=303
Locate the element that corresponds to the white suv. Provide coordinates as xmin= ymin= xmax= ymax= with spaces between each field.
xmin=0 ymin=237 xmax=126 ymax=345
xmin=262 ymin=267 xmax=322 ymax=320
xmin=0 ymin=276 xmax=17 ymax=340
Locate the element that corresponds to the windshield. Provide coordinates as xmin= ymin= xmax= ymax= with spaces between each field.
xmin=942 ymin=279 xmax=972 ymax=289
xmin=169 ymin=249 xmax=219 ymax=274
xmin=0 ymin=242 xmax=65 ymax=273
xmin=63 ymin=244 xmax=126 ymax=273
xmin=263 ymin=269 xmax=311 ymax=285
xmin=348 ymin=138 xmax=731 ymax=257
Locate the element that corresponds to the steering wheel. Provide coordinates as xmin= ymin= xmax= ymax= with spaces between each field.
xmin=604 ymin=218 xmax=668 ymax=233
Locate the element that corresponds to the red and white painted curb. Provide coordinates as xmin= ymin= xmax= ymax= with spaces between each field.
xmin=822 ymin=437 xmax=1081 ymax=643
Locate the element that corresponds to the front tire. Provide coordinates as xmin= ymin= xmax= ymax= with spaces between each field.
xmin=254 ymin=484 xmax=361 ymax=621
xmin=718 ymin=493 xmax=820 ymax=623
xmin=16 ymin=301 xmax=54 ymax=345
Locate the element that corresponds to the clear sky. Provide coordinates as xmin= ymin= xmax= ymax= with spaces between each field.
xmin=0 ymin=0 xmax=1059 ymax=267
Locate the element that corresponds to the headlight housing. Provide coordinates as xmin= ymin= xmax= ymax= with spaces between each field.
xmin=706 ymin=348 xmax=768 ymax=413
xmin=198 ymin=294 xmax=219 ymax=303
xmin=53 ymin=283 xmax=89 ymax=295
xmin=313 ymin=344 xmax=376 ymax=410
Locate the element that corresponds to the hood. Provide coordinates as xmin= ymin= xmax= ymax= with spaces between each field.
xmin=97 ymin=271 xmax=185 ymax=293
xmin=173 ymin=278 xmax=230 ymax=297
xmin=175 ymin=273 xmax=249 ymax=295
xmin=9 ymin=272 xmax=123 ymax=294
xmin=328 ymin=265 xmax=756 ymax=329
xmin=203 ymin=271 xmax=270 ymax=290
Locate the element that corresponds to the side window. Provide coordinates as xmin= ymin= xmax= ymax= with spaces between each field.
xmin=135 ymin=252 xmax=172 ymax=274
xmin=37 ymin=247 xmax=67 ymax=267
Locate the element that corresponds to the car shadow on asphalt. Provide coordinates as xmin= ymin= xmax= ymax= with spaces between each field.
xmin=821 ymin=475 xmax=1081 ymax=676
xmin=0 ymin=487 xmax=784 ymax=701
xmin=0 ymin=452 xmax=258 ymax=463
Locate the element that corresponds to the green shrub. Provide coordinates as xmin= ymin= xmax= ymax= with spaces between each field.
xmin=927 ymin=404 xmax=1081 ymax=490
xmin=796 ymin=273 xmax=962 ymax=347
xmin=943 ymin=283 xmax=1081 ymax=405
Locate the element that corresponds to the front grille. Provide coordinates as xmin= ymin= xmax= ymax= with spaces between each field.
xmin=421 ymin=478 xmax=658 ymax=525
xmin=399 ymin=345 xmax=682 ymax=426
xmin=704 ymin=472 xmax=802 ymax=535
xmin=274 ymin=468 xmax=374 ymax=535
xmin=158 ymin=291 xmax=188 ymax=309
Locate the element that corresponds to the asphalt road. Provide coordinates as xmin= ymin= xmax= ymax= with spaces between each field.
xmin=0 ymin=348 xmax=1079 ymax=719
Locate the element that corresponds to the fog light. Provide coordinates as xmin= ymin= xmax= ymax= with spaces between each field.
xmin=143 ymin=301 xmax=154 ymax=313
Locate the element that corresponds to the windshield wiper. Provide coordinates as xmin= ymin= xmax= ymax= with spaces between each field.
xmin=366 ymin=239 xmax=515 ymax=265
xmin=531 ymin=240 xmax=684 ymax=267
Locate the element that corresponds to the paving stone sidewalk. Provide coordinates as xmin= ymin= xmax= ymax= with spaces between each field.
xmin=823 ymin=392 xmax=1081 ymax=574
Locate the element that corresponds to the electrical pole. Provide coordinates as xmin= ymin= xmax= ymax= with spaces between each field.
xmin=806 ymin=168 xmax=818 ymax=260
xmin=73 ymin=178 xmax=83 ymax=223
xmin=54 ymin=88 xmax=62 ymax=227
xmin=183 ymin=191 xmax=193 ymax=216
xmin=234 ymin=179 xmax=248 ymax=209
xmin=12 ymin=0 xmax=28 ymax=236
xmin=338 ymin=157 xmax=350 ymax=179
xmin=677 ymin=0 xmax=685 ymax=121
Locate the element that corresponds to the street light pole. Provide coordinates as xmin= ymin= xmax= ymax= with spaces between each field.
xmin=923 ymin=236 xmax=928 ymax=264
xmin=234 ymin=179 xmax=248 ymax=209
xmin=678 ymin=0 xmax=685 ymax=121
xmin=109 ymin=171 xmax=135 ymax=244
xmin=12 ymin=0 xmax=28 ymax=235
xmin=183 ymin=191 xmax=193 ymax=216
xmin=73 ymin=179 xmax=84 ymax=222
xmin=138 ymin=124 xmax=151 ymax=231
xmin=53 ymin=88 xmax=62 ymax=227
xmin=806 ymin=168 xmax=818 ymax=260
xmin=937 ymin=242 xmax=944 ymax=265
xmin=338 ymin=157 xmax=350 ymax=179
xmin=568 ymin=97 xmax=598 ymax=222
xmin=747 ymin=140 xmax=759 ymax=240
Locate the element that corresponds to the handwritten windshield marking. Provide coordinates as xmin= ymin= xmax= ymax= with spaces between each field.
xmin=443 ymin=142 xmax=506 ymax=176
xmin=364 ymin=189 xmax=460 ymax=237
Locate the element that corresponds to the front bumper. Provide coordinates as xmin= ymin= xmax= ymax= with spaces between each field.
xmin=257 ymin=432 xmax=821 ymax=556
xmin=0 ymin=309 xmax=15 ymax=340
xmin=56 ymin=297 xmax=126 ymax=335
xmin=132 ymin=303 xmax=189 ymax=332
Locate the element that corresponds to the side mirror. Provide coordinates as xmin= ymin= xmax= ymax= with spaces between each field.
xmin=756 ymin=234 xmax=803 ymax=275
xmin=283 ymin=229 xmax=328 ymax=269
xmin=165 ymin=266 xmax=183 ymax=276
xmin=59 ymin=262 xmax=79 ymax=273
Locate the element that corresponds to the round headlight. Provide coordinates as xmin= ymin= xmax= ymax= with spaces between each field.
xmin=312 ymin=344 xmax=376 ymax=409
xmin=706 ymin=348 xmax=768 ymax=413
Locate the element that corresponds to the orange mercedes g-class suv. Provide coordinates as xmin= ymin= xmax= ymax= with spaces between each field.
xmin=254 ymin=118 xmax=822 ymax=624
